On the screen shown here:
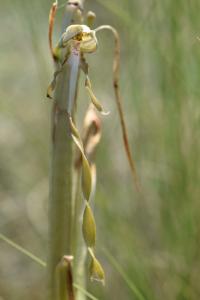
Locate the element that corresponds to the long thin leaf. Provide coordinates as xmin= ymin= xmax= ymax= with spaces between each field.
xmin=0 ymin=233 xmax=46 ymax=267
xmin=102 ymin=247 xmax=146 ymax=300
xmin=0 ymin=233 xmax=99 ymax=300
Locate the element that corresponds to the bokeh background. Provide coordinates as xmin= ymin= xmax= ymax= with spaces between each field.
xmin=1 ymin=0 xmax=200 ymax=299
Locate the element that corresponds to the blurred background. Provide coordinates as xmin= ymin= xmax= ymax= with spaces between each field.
xmin=1 ymin=0 xmax=200 ymax=299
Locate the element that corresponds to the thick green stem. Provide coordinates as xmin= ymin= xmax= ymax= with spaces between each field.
xmin=47 ymin=2 xmax=84 ymax=300
xmin=48 ymin=65 xmax=73 ymax=300
xmin=73 ymin=172 xmax=87 ymax=300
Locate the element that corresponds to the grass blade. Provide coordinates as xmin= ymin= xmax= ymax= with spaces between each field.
xmin=0 ymin=233 xmax=46 ymax=267
xmin=102 ymin=247 xmax=146 ymax=300
xmin=74 ymin=284 xmax=99 ymax=300
xmin=0 ymin=233 xmax=99 ymax=300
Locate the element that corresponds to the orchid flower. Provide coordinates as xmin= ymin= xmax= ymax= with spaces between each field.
xmin=47 ymin=1 xmax=140 ymax=284
xmin=47 ymin=23 xmax=109 ymax=115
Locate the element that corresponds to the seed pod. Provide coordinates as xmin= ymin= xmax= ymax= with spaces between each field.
xmin=82 ymin=204 xmax=96 ymax=248
xmin=87 ymin=11 xmax=96 ymax=28
xmin=89 ymin=250 xmax=105 ymax=284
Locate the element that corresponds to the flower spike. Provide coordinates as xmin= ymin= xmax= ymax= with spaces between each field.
xmin=47 ymin=4 xmax=140 ymax=287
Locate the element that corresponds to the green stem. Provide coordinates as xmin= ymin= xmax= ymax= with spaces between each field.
xmin=73 ymin=171 xmax=87 ymax=300
xmin=47 ymin=2 xmax=85 ymax=300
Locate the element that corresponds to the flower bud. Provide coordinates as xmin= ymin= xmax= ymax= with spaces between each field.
xmin=82 ymin=204 xmax=96 ymax=248
xmin=88 ymin=249 xmax=105 ymax=284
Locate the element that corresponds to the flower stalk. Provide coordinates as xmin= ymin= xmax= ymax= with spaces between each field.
xmin=47 ymin=1 xmax=85 ymax=300
xmin=47 ymin=1 xmax=139 ymax=298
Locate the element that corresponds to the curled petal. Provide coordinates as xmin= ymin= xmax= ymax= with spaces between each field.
xmin=59 ymin=24 xmax=98 ymax=54
xmin=80 ymin=31 xmax=98 ymax=53
xmin=94 ymin=25 xmax=140 ymax=191
xmin=83 ymin=105 xmax=102 ymax=160
xmin=69 ymin=117 xmax=92 ymax=201
xmin=85 ymin=78 xmax=110 ymax=115
xmin=69 ymin=116 xmax=82 ymax=141
xmin=47 ymin=69 xmax=62 ymax=99
xmin=61 ymin=25 xmax=84 ymax=47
